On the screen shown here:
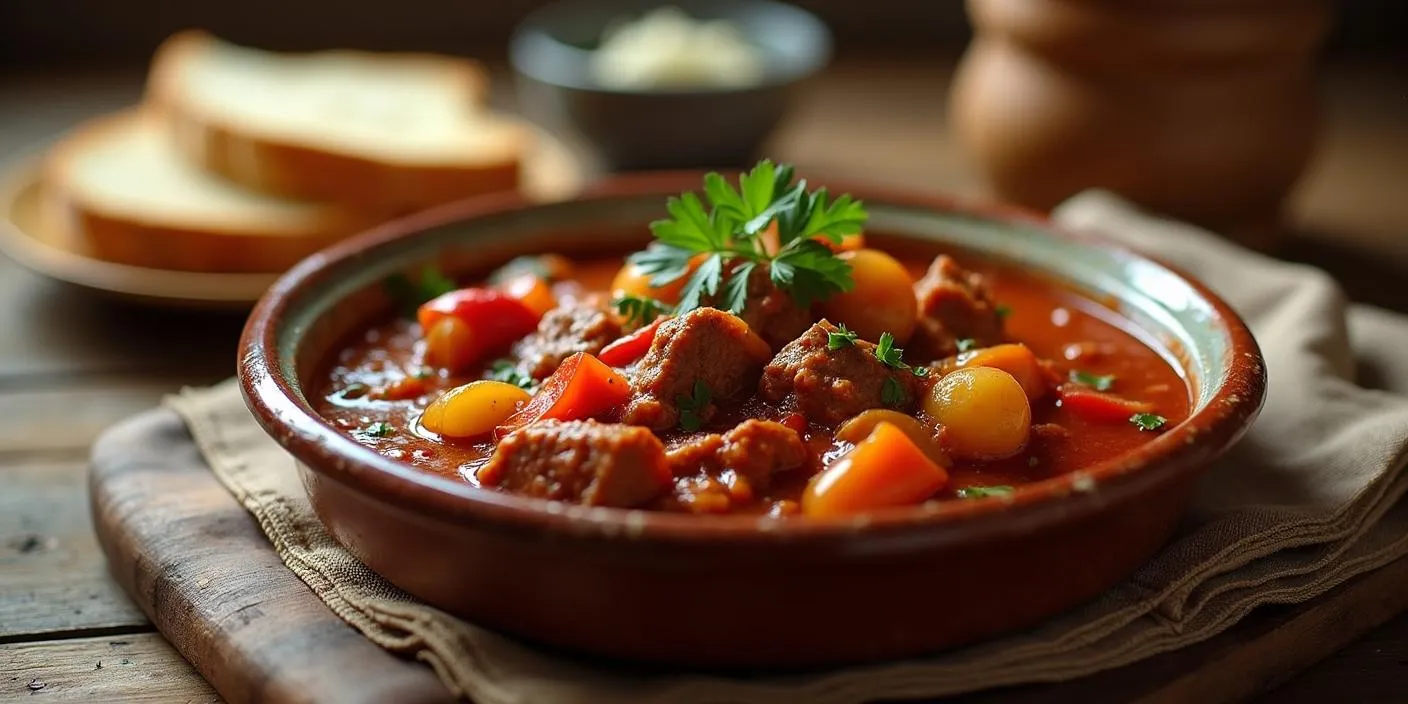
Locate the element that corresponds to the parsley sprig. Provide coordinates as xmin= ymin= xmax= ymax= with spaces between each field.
xmin=676 ymin=380 xmax=713 ymax=432
xmin=957 ymin=485 xmax=1015 ymax=499
xmin=627 ymin=161 xmax=866 ymax=316
xmin=385 ymin=265 xmax=457 ymax=318
xmin=874 ymin=332 xmax=929 ymax=378
xmin=487 ymin=360 xmax=535 ymax=390
xmin=826 ymin=323 xmax=859 ymax=350
xmin=1130 ymin=412 xmax=1167 ymax=432
xmin=614 ymin=294 xmax=672 ymax=328
xmin=1070 ymin=369 xmax=1116 ymax=392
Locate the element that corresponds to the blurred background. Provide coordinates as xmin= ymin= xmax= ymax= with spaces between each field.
xmin=1 ymin=0 xmax=1406 ymax=303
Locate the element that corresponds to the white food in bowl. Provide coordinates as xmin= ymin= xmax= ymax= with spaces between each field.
xmin=590 ymin=7 xmax=766 ymax=90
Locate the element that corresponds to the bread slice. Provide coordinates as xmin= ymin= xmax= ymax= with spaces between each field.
xmin=43 ymin=110 xmax=375 ymax=273
xmin=147 ymin=31 xmax=530 ymax=214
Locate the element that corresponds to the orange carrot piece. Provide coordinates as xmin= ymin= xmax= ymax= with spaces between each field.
xmin=495 ymin=352 xmax=631 ymax=437
xmin=802 ymin=422 xmax=950 ymax=517
xmin=959 ymin=343 xmax=1053 ymax=401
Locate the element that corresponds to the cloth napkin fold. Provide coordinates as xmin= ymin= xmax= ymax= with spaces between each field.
xmin=165 ymin=191 xmax=1408 ymax=704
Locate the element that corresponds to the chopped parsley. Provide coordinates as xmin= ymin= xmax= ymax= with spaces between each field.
xmin=1069 ymin=369 xmax=1116 ymax=392
xmin=487 ymin=359 xmax=534 ymax=390
xmin=614 ymin=294 xmax=672 ymax=328
xmin=626 ymin=160 xmax=866 ymax=316
xmin=957 ymin=485 xmax=1015 ymax=499
xmin=676 ymin=380 xmax=713 ymax=432
xmin=995 ymin=304 xmax=1013 ymax=320
xmin=873 ymin=332 xmax=928 ymax=377
xmin=881 ymin=377 xmax=907 ymax=406
xmin=385 ymin=265 xmax=457 ymax=318
xmin=362 ymin=421 xmax=396 ymax=438
xmin=411 ymin=367 xmax=436 ymax=380
xmin=1130 ymin=412 xmax=1168 ymax=432
xmin=826 ymin=323 xmax=859 ymax=350
xmin=487 ymin=255 xmax=552 ymax=284
xmin=956 ymin=338 xmax=979 ymax=353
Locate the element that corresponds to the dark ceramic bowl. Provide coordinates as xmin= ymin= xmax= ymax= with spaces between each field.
xmin=509 ymin=0 xmax=831 ymax=171
xmin=238 ymin=174 xmax=1266 ymax=668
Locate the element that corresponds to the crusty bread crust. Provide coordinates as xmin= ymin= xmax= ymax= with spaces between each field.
xmin=147 ymin=30 xmax=529 ymax=215
xmin=42 ymin=110 xmax=375 ymax=274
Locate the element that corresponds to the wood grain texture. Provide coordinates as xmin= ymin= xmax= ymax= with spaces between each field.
xmin=0 ymin=458 xmax=147 ymax=641
xmin=0 ymin=633 xmax=220 ymax=702
xmin=90 ymin=408 xmax=453 ymax=704
xmin=90 ymin=405 xmax=1408 ymax=704
xmin=0 ymin=380 xmax=187 ymax=456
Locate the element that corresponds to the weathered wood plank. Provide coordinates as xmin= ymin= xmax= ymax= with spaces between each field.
xmin=91 ymin=409 xmax=453 ymax=704
xmin=0 ymin=633 xmax=220 ymax=702
xmin=0 ymin=380 xmax=195 ymax=456
xmin=0 ymin=459 xmax=148 ymax=640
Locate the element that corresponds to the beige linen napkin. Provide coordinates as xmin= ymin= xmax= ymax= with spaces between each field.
xmin=166 ymin=191 xmax=1408 ymax=703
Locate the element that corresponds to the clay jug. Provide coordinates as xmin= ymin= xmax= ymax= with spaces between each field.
xmin=951 ymin=0 xmax=1331 ymax=247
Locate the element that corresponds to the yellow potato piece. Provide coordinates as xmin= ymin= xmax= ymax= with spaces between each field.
xmin=420 ymin=380 xmax=532 ymax=439
xmin=925 ymin=367 xmax=1031 ymax=460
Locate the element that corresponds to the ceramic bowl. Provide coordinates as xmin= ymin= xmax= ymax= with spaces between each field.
xmin=509 ymin=0 xmax=831 ymax=171
xmin=238 ymin=173 xmax=1266 ymax=668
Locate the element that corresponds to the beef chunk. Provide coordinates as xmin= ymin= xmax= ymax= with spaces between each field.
xmin=910 ymin=255 xmax=1005 ymax=360
xmin=623 ymin=308 xmax=772 ymax=430
xmin=719 ymin=419 xmax=808 ymax=492
xmin=662 ymin=419 xmax=807 ymax=511
xmin=707 ymin=263 xmax=811 ymax=350
xmin=477 ymin=419 xmax=669 ymax=507
xmin=512 ymin=295 xmax=622 ymax=379
xmin=759 ymin=321 xmax=923 ymax=426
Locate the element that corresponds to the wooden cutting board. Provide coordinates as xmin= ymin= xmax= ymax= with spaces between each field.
xmin=90 ymin=408 xmax=1408 ymax=704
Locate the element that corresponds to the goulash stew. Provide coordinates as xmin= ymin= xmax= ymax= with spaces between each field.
xmin=315 ymin=163 xmax=1188 ymax=517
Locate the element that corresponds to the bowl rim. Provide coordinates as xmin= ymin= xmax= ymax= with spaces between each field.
xmin=508 ymin=0 xmax=833 ymax=95
xmin=238 ymin=172 xmax=1267 ymax=549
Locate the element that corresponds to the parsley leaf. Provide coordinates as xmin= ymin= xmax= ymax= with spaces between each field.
xmin=626 ymin=161 xmax=865 ymax=317
xmin=1130 ymin=412 xmax=1167 ymax=432
xmin=487 ymin=360 xmax=535 ymax=390
xmin=362 ymin=421 xmax=396 ymax=438
xmin=1070 ymin=369 xmax=1116 ymax=392
xmin=720 ymin=260 xmax=755 ymax=315
xmin=827 ymin=323 xmax=859 ymax=350
xmin=956 ymin=338 xmax=979 ymax=353
xmin=676 ymin=380 xmax=713 ymax=432
xmin=957 ymin=485 xmax=1015 ymax=499
xmin=614 ymin=294 xmax=672 ymax=328
xmin=881 ymin=377 xmax=907 ymax=406
xmin=995 ymin=304 xmax=1013 ymax=320
xmin=385 ymin=265 xmax=457 ymax=318
xmin=874 ymin=332 xmax=906 ymax=369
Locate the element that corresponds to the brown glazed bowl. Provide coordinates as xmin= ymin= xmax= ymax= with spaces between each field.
xmin=238 ymin=173 xmax=1266 ymax=668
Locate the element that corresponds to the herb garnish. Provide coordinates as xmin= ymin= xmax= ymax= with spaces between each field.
xmin=956 ymin=338 xmax=979 ymax=353
xmin=385 ymin=265 xmax=456 ymax=318
xmin=333 ymin=382 xmax=371 ymax=401
xmin=614 ymin=294 xmax=672 ymax=328
xmin=995 ymin=304 xmax=1013 ymax=320
xmin=488 ymin=255 xmax=551 ymax=284
xmin=676 ymin=380 xmax=713 ymax=432
xmin=627 ymin=160 xmax=866 ymax=316
xmin=826 ymin=323 xmax=859 ymax=350
xmin=363 ymin=421 xmax=396 ymax=438
xmin=881 ymin=377 xmax=907 ymax=406
xmin=873 ymin=332 xmax=928 ymax=377
xmin=487 ymin=360 xmax=535 ymax=390
xmin=957 ymin=485 xmax=1015 ymax=499
xmin=411 ymin=367 xmax=436 ymax=380
xmin=1130 ymin=412 xmax=1167 ymax=432
xmin=1069 ymin=369 xmax=1116 ymax=391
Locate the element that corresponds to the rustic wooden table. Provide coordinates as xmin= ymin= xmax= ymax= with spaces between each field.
xmin=1 ymin=56 xmax=1406 ymax=702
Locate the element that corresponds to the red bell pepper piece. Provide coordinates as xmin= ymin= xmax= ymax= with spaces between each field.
xmin=495 ymin=352 xmax=632 ymax=438
xmin=596 ymin=317 xmax=666 ymax=367
xmin=417 ymin=288 xmax=541 ymax=373
xmin=1057 ymin=385 xmax=1154 ymax=424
